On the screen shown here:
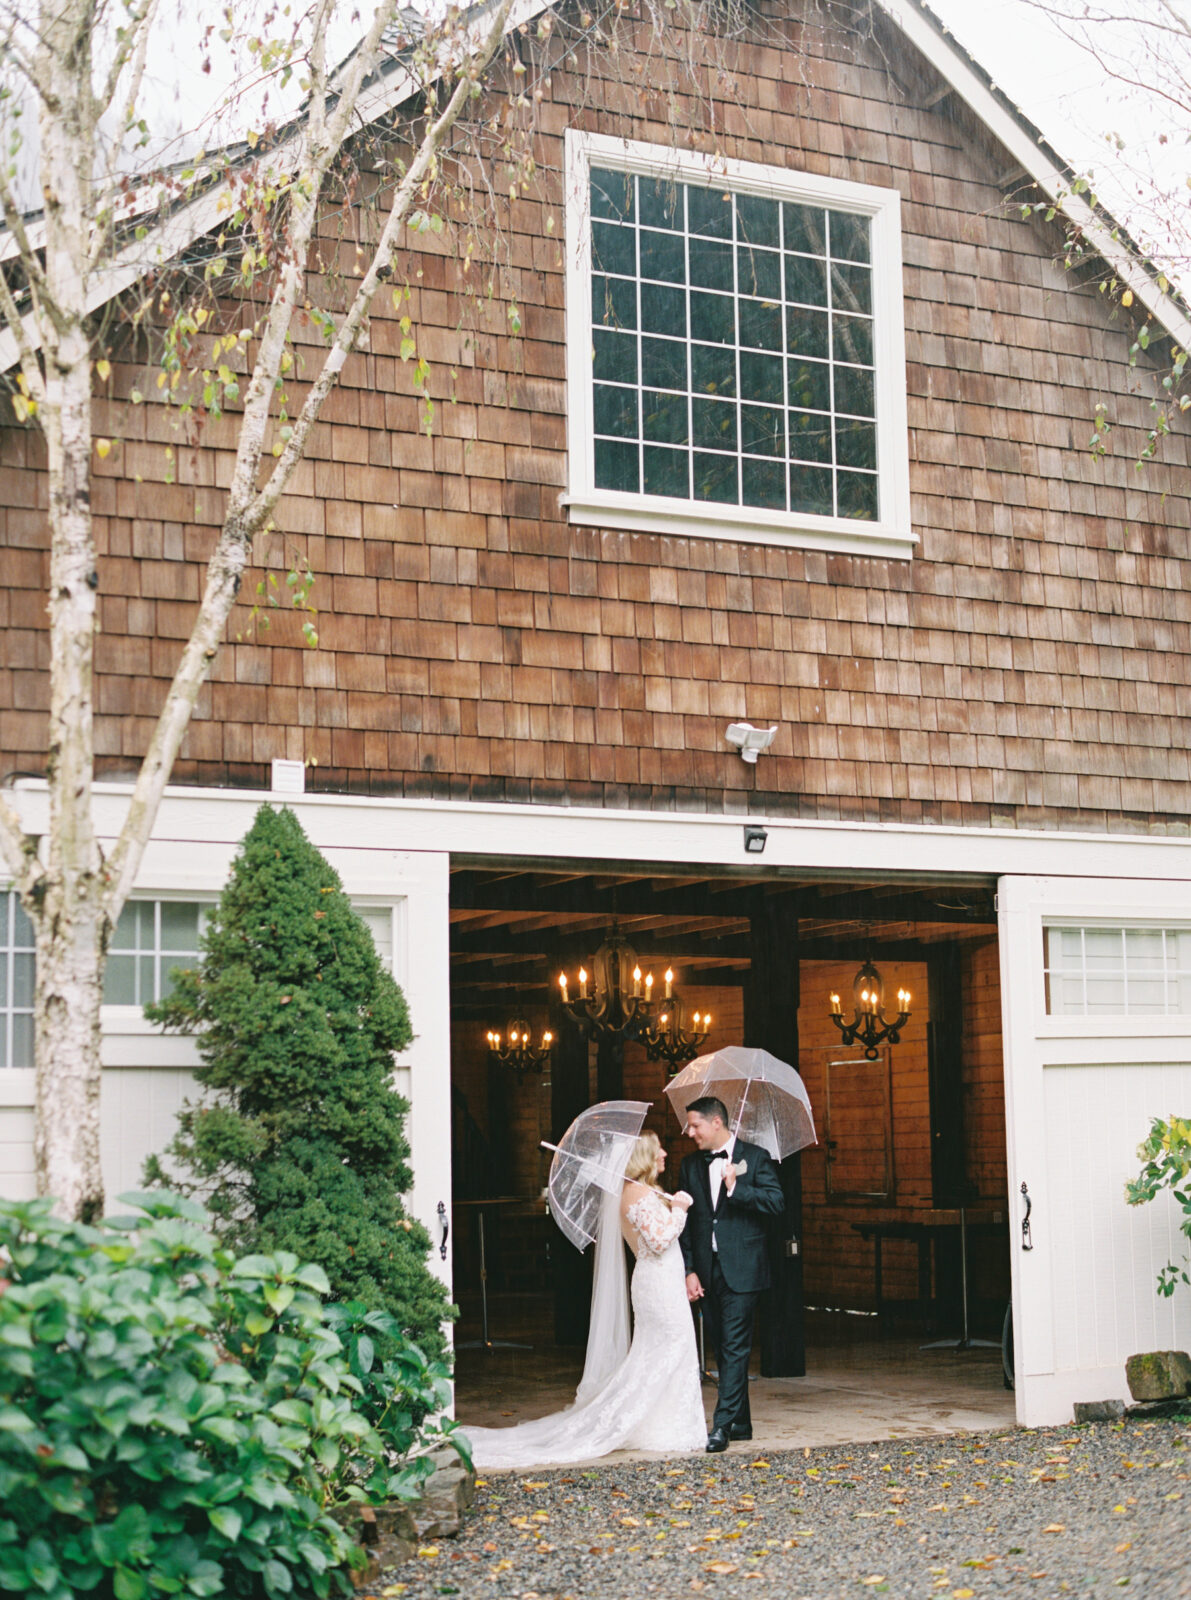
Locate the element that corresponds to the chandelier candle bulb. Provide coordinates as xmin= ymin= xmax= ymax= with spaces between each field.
xmin=633 ymin=965 xmax=642 ymax=997
xmin=665 ymin=968 xmax=674 ymax=999
xmin=579 ymin=967 xmax=588 ymax=1000
xmin=559 ymin=973 xmax=567 ymax=999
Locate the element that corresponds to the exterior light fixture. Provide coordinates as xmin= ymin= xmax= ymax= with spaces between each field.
xmin=829 ymin=956 xmax=911 ymax=1061
xmin=486 ymin=1018 xmax=554 ymax=1073
xmin=725 ymin=722 xmax=778 ymax=763
xmin=558 ymin=924 xmax=670 ymax=1043
xmin=743 ymin=825 xmax=768 ymax=854
xmin=642 ymin=997 xmax=712 ymax=1072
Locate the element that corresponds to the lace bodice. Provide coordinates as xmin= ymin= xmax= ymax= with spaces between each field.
xmin=626 ymin=1188 xmax=691 ymax=1258
xmin=465 ymin=1182 xmax=705 ymax=1469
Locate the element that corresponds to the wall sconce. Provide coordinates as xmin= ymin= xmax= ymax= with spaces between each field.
xmin=744 ymin=825 xmax=768 ymax=854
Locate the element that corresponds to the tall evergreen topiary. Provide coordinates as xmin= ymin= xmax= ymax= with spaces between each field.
xmin=146 ymin=804 xmax=453 ymax=1360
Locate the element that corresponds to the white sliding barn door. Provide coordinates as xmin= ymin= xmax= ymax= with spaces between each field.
xmin=999 ymin=876 xmax=1191 ymax=1426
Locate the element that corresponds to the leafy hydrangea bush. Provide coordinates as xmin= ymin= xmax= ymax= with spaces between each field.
xmin=0 ymin=1192 xmax=462 ymax=1600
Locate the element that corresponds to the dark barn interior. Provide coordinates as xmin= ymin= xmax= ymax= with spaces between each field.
xmin=447 ymin=860 xmax=1011 ymax=1407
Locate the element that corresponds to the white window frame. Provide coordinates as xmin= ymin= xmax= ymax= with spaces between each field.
xmin=1039 ymin=915 xmax=1191 ymax=1039
xmin=563 ymin=131 xmax=914 ymax=560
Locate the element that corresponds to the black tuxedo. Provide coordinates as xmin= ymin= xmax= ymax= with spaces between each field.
xmin=679 ymin=1139 xmax=785 ymax=1433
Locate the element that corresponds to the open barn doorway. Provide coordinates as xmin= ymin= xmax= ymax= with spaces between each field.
xmin=448 ymin=864 xmax=1015 ymax=1451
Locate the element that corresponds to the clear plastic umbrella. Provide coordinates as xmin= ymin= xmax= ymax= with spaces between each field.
xmin=542 ymin=1099 xmax=652 ymax=1251
xmin=663 ymin=1046 xmax=816 ymax=1161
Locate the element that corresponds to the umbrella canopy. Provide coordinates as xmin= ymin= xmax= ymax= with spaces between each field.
xmin=664 ymin=1046 xmax=816 ymax=1162
xmin=543 ymin=1099 xmax=651 ymax=1251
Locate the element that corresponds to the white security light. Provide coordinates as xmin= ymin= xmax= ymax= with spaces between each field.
xmin=725 ymin=722 xmax=778 ymax=764
xmin=743 ymin=826 xmax=768 ymax=854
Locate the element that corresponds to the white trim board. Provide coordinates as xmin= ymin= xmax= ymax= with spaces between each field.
xmin=9 ymin=778 xmax=1191 ymax=884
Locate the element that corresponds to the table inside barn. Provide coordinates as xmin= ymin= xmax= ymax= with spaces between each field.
xmin=845 ymin=1207 xmax=1007 ymax=1334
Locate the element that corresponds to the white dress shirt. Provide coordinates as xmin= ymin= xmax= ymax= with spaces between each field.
xmin=708 ymin=1134 xmax=736 ymax=1248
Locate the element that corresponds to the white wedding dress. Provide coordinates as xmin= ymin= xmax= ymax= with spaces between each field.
xmin=465 ymin=1187 xmax=707 ymax=1470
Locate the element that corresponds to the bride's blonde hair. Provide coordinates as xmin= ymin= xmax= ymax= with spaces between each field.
xmin=623 ymin=1130 xmax=662 ymax=1188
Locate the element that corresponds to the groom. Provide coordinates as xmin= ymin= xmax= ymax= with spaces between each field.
xmin=679 ymin=1096 xmax=785 ymax=1453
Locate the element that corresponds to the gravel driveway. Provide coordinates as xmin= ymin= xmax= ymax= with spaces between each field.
xmin=383 ymin=1418 xmax=1190 ymax=1600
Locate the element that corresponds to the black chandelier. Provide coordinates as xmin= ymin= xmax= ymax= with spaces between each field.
xmin=486 ymin=1018 xmax=553 ymax=1073
xmin=641 ymin=997 xmax=712 ymax=1073
xmin=829 ymin=956 xmax=911 ymax=1061
xmin=557 ymin=924 xmax=672 ymax=1043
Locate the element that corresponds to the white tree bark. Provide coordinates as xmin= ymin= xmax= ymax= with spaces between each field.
xmin=0 ymin=0 xmax=516 ymax=1217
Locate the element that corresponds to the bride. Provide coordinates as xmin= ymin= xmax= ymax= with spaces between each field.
xmin=464 ymin=1131 xmax=707 ymax=1469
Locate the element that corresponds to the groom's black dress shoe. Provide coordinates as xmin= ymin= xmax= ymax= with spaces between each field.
xmin=729 ymin=1424 xmax=753 ymax=1441
xmin=706 ymin=1428 xmax=730 ymax=1453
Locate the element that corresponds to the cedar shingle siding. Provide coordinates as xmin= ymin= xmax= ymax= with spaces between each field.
xmin=2 ymin=10 xmax=1189 ymax=831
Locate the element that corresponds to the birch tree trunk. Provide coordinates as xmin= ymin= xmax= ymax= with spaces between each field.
xmin=29 ymin=0 xmax=107 ymax=1218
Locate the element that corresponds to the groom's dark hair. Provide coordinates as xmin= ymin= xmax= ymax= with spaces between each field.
xmin=686 ymin=1096 xmax=728 ymax=1127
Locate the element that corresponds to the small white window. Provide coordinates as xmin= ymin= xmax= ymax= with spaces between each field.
xmin=104 ymin=901 xmax=206 ymax=1006
xmin=1043 ymin=925 xmax=1191 ymax=1016
xmin=564 ymin=132 xmax=913 ymax=559
xmin=0 ymin=890 xmax=34 ymax=1069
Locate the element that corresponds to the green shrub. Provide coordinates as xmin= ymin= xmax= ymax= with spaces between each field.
xmin=145 ymin=803 xmax=453 ymax=1361
xmin=1126 ymin=1114 xmax=1191 ymax=1296
xmin=0 ymin=1192 xmax=461 ymax=1600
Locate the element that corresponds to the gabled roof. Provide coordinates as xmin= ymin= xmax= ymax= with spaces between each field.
xmin=1 ymin=0 xmax=1186 ymax=375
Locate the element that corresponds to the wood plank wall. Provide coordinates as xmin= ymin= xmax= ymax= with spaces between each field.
xmin=2 ymin=6 xmax=1191 ymax=834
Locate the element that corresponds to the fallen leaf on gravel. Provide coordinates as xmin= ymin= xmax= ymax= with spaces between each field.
xmin=482 ymin=1542 xmax=497 ymax=1553
xmin=1115 ymin=1542 xmax=1133 ymax=1553
xmin=748 ymin=1459 xmax=771 ymax=1468
xmin=927 ymin=1503 xmax=948 ymax=1512
xmin=1113 ymin=1505 xmax=1127 ymax=1513
xmin=1042 ymin=1524 xmax=1065 ymax=1534
xmin=1030 ymin=1574 xmax=1047 ymax=1581
xmin=953 ymin=1590 xmax=974 ymax=1598
xmin=521 ymin=1481 xmax=547 ymax=1490
xmin=416 ymin=1546 xmax=439 ymax=1558
xmin=860 ymin=1577 xmax=886 ymax=1586
xmin=620 ymin=1517 xmax=640 ymax=1526
xmin=381 ymin=1588 xmax=406 ymax=1597
xmin=705 ymin=1562 xmax=739 ymax=1574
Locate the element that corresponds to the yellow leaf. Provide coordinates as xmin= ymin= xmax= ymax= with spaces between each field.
xmin=861 ymin=1578 xmax=886 ymax=1586
xmin=522 ymin=1480 xmax=547 ymax=1490
xmin=704 ymin=1562 xmax=738 ymax=1575
xmin=95 ymin=438 xmax=112 ymax=459
xmin=96 ymin=359 xmax=111 ymax=381
xmin=1043 ymin=1523 xmax=1065 ymax=1534
xmin=1115 ymin=1542 xmax=1132 ymax=1553
xmin=954 ymin=1592 xmax=975 ymax=1598
xmin=747 ymin=1459 xmax=771 ymax=1468
xmin=1121 ymin=288 xmax=1134 ymax=307
xmin=382 ymin=1588 xmax=407 ymax=1596
xmin=416 ymin=1545 xmax=438 ymax=1558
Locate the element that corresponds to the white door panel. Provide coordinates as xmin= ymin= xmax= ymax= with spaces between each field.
xmin=1000 ymin=875 xmax=1191 ymax=1426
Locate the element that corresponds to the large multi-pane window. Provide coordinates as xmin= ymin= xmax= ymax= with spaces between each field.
xmin=0 ymin=891 xmax=35 ymax=1069
xmin=565 ymin=134 xmax=911 ymax=557
xmin=1044 ymin=925 xmax=1191 ymax=1016
xmin=103 ymin=901 xmax=206 ymax=1006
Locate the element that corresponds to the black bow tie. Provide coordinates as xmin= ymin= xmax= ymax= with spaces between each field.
xmin=704 ymin=1149 xmax=730 ymax=1163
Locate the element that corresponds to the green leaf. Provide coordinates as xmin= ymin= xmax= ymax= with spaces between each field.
xmin=209 ymin=1506 xmax=242 ymax=1541
xmin=114 ymin=1568 xmax=148 ymax=1600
